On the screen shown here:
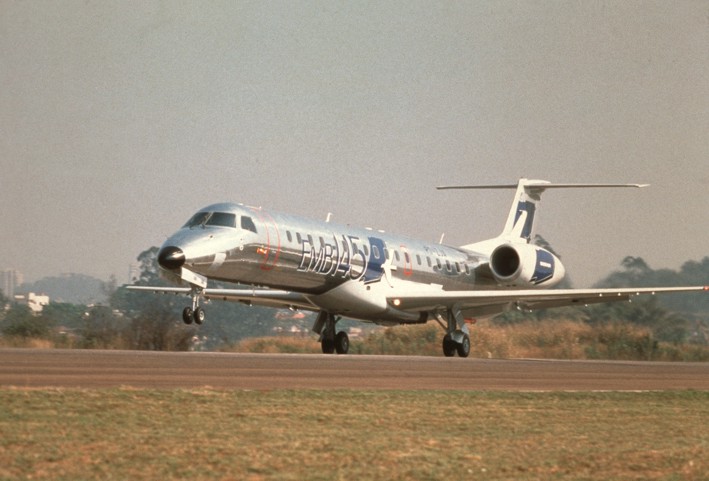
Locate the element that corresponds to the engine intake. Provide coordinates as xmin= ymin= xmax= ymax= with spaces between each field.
xmin=490 ymin=243 xmax=565 ymax=287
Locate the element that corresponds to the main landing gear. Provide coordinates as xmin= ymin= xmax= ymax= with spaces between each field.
xmin=435 ymin=305 xmax=471 ymax=358
xmin=312 ymin=311 xmax=349 ymax=354
xmin=181 ymin=288 xmax=205 ymax=325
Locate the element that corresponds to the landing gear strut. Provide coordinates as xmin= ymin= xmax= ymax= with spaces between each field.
xmin=313 ymin=311 xmax=349 ymax=355
xmin=182 ymin=288 xmax=205 ymax=325
xmin=435 ymin=304 xmax=471 ymax=358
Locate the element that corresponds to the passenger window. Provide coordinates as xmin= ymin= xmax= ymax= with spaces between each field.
xmin=436 ymin=259 xmax=442 ymax=270
xmin=416 ymin=254 xmax=421 ymax=265
xmin=427 ymin=257 xmax=432 ymax=267
xmin=287 ymin=231 xmax=293 ymax=243
xmin=455 ymin=262 xmax=461 ymax=273
xmin=296 ymin=233 xmax=303 ymax=244
xmin=241 ymin=216 xmax=257 ymax=233
xmin=394 ymin=251 xmax=400 ymax=262
xmin=446 ymin=260 xmax=451 ymax=272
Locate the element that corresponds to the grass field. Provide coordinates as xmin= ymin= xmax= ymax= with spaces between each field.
xmin=1 ymin=389 xmax=707 ymax=480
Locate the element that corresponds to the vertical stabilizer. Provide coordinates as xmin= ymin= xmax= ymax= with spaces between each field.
xmin=499 ymin=179 xmax=547 ymax=243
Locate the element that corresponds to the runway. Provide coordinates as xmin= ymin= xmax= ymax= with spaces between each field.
xmin=2 ymin=348 xmax=709 ymax=391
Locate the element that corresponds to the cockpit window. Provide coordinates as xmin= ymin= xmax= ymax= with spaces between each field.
xmin=241 ymin=216 xmax=257 ymax=233
xmin=206 ymin=212 xmax=236 ymax=228
xmin=183 ymin=212 xmax=236 ymax=229
xmin=183 ymin=212 xmax=211 ymax=228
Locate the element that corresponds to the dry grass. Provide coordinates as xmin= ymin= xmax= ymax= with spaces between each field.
xmin=1 ymin=389 xmax=707 ymax=480
xmin=227 ymin=320 xmax=709 ymax=361
xmin=229 ymin=336 xmax=322 ymax=354
xmin=0 ymin=337 xmax=55 ymax=349
xmin=5 ymin=318 xmax=708 ymax=361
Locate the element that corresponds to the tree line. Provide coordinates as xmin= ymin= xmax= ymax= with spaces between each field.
xmin=1 ymin=249 xmax=707 ymax=352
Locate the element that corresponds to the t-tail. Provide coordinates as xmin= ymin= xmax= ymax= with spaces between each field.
xmin=438 ymin=178 xmax=648 ymax=246
xmin=437 ymin=179 xmax=648 ymax=287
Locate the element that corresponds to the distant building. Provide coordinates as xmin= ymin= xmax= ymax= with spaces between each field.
xmin=1 ymin=269 xmax=23 ymax=299
xmin=14 ymin=292 xmax=50 ymax=314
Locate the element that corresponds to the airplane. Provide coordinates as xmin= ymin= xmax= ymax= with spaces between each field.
xmin=128 ymin=179 xmax=707 ymax=357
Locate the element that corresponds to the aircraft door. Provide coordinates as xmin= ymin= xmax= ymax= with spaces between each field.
xmin=400 ymin=245 xmax=413 ymax=276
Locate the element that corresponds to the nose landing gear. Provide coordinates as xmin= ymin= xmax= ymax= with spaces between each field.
xmin=182 ymin=306 xmax=205 ymax=325
xmin=182 ymin=288 xmax=206 ymax=325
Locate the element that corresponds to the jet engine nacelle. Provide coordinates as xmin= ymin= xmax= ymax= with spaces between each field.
xmin=490 ymin=243 xmax=565 ymax=288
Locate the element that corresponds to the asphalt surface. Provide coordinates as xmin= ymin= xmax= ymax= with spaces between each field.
xmin=2 ymin=348 xmax=709 ymax=391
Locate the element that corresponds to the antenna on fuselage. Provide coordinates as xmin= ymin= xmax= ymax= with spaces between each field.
xmin=326 ymin=212 xmax=333 ymax=223
xmin=439 ymin=233 xmax=445 ymax=244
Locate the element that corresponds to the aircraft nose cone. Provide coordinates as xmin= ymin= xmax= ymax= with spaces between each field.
xmin=158 ymin=246 xmax=185 ymax=270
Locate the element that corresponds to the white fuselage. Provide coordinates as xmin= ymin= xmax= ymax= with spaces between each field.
xmin=158 ymin=202 xmax=563 ymax=323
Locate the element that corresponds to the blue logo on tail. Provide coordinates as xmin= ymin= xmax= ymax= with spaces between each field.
xmin=514 ymin=201 xmax=536 ymax=241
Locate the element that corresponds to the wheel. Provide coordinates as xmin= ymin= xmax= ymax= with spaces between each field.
xmin=182 ymin=307 xmax=194 ymax=325
xmin=335 ymin=331 xmax=349 ymax=354
xmin=193 ymin=307 xmax=205 ymax=325
xmin=456 ymin=333 xmax=471 ymax=358
xmin=442 ymin=334 xmax=456 ymax=357
xmin=321 ymin=337 xmax=335 ymax=354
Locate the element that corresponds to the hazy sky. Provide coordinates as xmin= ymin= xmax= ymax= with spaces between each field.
xmin=2 ymin=1 xmax=707 ymax=287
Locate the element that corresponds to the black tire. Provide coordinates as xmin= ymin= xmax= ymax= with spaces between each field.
xmin=182 ymin=307 xmax=194 ymax=325
xmin=442 ymin=334 xmax=456 ymax=357
xmin=335 ymin=331 xmax=350 ymax=354
xmin=193 ymin=307 xmax=205 ymax=325
xmin=456 ymin=333 xmax=471 ymax=358
xmin=321 ymin=337 xmax=335 ymax=354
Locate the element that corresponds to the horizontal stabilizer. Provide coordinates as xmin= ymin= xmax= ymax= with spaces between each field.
xmin=441 ymin=179 xmax=649 ymax=246
xmin=437 ymin=182 xmax=649 ymax=191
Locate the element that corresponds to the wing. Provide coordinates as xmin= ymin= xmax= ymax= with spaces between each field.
xmin=126 ymin=285 xmax=318 ymax=311
xmin=389 ymin=286 xmax=709 ymax=315
xmin=127 ymin=284 xmax=707 ymax=320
